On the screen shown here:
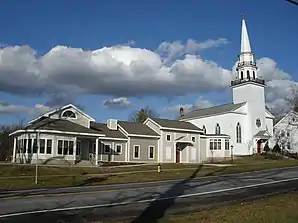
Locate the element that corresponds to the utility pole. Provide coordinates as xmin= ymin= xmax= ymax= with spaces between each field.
xmin=231 ymin=145 xmax=234 ymax=163
xmin=35 ymin=132 xmax=40 ymax=184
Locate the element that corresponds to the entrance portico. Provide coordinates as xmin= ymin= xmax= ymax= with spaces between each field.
xmin=175 ymin=135 xmax=194 ymax=163
xmin=254 ymin=130 xmax=272 ymax=153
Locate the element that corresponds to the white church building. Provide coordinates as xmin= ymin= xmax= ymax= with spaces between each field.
xmin=180 ymin=17 xmax=275 ymax=156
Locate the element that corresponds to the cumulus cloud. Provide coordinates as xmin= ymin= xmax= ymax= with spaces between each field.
xmin=102 ymin=97 xmax=135 ymax=109
xmin=157 ymin=38 xmax=228 ymax=63
xmin=0 ymin=40 xmax=231 ymax=105
xmin=0 ymin=102 xmax=52 ymax=116
xmin=0 ymin=39 xmax=296 ymax=115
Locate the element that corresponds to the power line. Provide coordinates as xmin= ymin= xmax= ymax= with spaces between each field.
xmin=286 ymin=0 xmax=298 ymax=6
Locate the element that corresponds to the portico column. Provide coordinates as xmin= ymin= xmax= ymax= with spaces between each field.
xmin=12 ymin=138 xmax=16 ymax=163
xmin=95 ymin=138 xmax=99 ymax=166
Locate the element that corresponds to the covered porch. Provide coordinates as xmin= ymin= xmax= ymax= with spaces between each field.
xmin=9 ymin=129 xmax=105 ymax=166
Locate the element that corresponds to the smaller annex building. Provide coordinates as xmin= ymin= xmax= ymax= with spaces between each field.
xmin=9 ymin=104 xmax=231 ymax=166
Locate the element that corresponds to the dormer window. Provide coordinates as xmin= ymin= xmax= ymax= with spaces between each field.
xmin=61 ymin=110 xmax=76 ymax=119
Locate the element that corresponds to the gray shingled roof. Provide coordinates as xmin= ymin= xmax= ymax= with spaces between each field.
xmin=90 ymin=122 xmax=127 ymax=139
xmin=180 ymin=102 xmax=246 ymax=120
xmin=118 ymin=121 xmax=160 ymax=136
xmin=151 ymin=118 xmax=202 ymax=131
xmin=25 ymin=117 xmax=101 ymax=135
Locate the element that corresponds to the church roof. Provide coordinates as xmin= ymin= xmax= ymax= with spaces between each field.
xmin=151 ymin=118 xmax=202 ymax=131
xmin=273 ymin=116 xmax=284 ymax=125
xmin=180 ymin=102 xmax=246 ymax=120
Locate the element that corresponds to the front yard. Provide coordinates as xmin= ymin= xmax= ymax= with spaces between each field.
xmin=0 ymin=154 xmax=298 ymax=190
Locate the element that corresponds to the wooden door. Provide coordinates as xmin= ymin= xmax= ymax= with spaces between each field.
xmin=257 ymin=141 xmax=262 ymax=153
xmin=176 ymin=150 xmax=180 ymax=163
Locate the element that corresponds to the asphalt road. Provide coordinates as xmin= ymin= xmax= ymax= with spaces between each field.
xmin=1 ymin=166 xmax=298 ymax=223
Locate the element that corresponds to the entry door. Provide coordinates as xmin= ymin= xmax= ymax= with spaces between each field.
xmin=176 ymin=150 xmax=180 ymax=163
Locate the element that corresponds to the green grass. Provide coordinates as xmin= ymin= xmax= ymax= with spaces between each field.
xmin=104 ymin=192 xmax=298 ymax=223
xmin=1 ymin=154 xmax=298 ymax=190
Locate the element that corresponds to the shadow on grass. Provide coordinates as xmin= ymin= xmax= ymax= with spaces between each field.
xmin=76 ymin=175 xmax=113 ymax=186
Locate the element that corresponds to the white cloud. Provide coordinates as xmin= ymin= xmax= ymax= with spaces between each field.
xmin=0 ymin=39 xmax=296 ymax=115
xmin=0 ymin=40 xmax=231 ymax=106
xmin=157 ymin=38 xmax=228 ymax=64
xmin=102 ymin=97 xmax=135 ymax=109
xmin=0 ymin=102 xmax=52 ymax=116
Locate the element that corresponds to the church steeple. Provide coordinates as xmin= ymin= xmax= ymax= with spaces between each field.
xmin=231 ymin=16 xmax=265 ymax=87
xmin=241 ymin=16 xmax=252 ymax=53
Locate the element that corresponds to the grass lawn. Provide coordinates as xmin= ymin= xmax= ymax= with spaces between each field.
xmin=0 ymin=154 xmax=298 ymax=190
xmin=104 ymin=192 xmax=298 ymax=223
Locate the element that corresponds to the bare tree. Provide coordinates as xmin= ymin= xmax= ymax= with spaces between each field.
xmin=129 ymin=107 xmax=160 ymax=123
xmin=286 ymin=85 xmax=298 ymax=112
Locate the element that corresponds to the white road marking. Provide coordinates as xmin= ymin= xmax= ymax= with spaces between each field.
xmin=0 ymin=177 xmax=298 ymax=218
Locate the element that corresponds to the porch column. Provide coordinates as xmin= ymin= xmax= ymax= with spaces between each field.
xmin=95 ymin=138 xmax=99 ymax=166
xmin=73 ymin=137 xmax=77 ymax=163
xmin=12 ymin=137 xmax=16 ymax=163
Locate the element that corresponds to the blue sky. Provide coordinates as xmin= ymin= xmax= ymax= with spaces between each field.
xmin=0 ymin=0 xmax=297 ymax=125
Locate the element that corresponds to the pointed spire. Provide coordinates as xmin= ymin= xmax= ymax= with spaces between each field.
xmin=241 ymin=17 xmax=252 ymax=53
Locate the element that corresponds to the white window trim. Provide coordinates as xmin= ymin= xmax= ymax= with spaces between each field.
xmin=148 ymin=145 xmax=155 ymax=160
xmin=46 ymin=139 xmax=53 ymax=155
xmin=57 ymin=139 xmax=74 ymax=156
xmin=61 ymin=109 xmax=77 ymax=120
xmin=115 ymin=144 xmax=122 ymax=154
xmin=133 ymin=145 xmax=140 ymax=159
xmin=39 ymin=139 xmax=46 ymax=154
xmin=225 ymin=139 xmax=230 ymax=150
xmin=166 ymin=134 xmax=171 ymax=142
xmin=104 ymin=144 xmax=112 ymax=154
xmin=209 ymin=138 xmax=222 ymax=150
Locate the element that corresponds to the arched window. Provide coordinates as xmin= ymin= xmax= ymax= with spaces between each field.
xmin=253 ymin=71 xmax=256 ymax=79
xmin=203 ymin=125 xmax=206 ymax=134
xmin=61 ymin=110 xmax=76 ymax=119
xmin=246 ymin=70 xmax=250 ymax=79
xmin=215 ymin=123 xmax=221 ymax=134
xmin=240 ymin=71 xmax=243 ymax=80
xmin=236 ymin=122 xmax=241 ymax=143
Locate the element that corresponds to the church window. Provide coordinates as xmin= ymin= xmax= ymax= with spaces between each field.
xmin=215 ymin=123 xmax=221 ymax=134
xmin=240 ymin=71 xmax=243 ymax=80
xmin=61 ymin=110 xmax=76 ymax=119
xmin=253 ymin=71 xmax=256 ymax=79
xmin=256 ymin=118 xmax=261 ymax=128
xmin=246 ymin=70 xmax=250 ymax=79
xmin=236 ymin=122 xmax=242 ymax=143
xmin=203 ymin=125 xmax=206 ymax=134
